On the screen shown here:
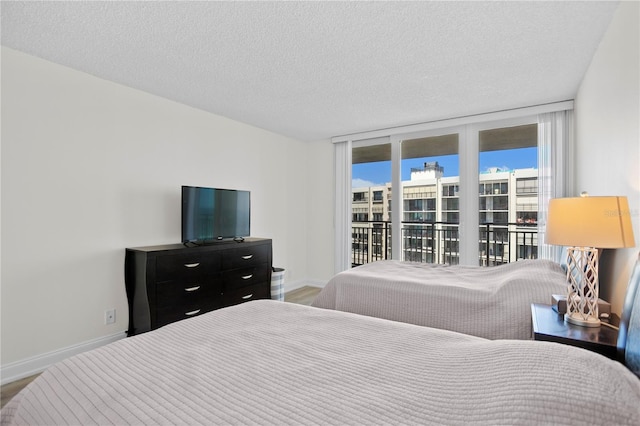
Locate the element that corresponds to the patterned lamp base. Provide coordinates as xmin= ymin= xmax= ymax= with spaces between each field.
xmin=564 ymin=247 xmax=601 ymax=327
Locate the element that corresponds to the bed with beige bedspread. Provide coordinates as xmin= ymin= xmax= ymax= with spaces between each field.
xmin=312 ymin=259 xmax=567 ymax=339
xmin=2 ymin=300 xmax=639 ymax=425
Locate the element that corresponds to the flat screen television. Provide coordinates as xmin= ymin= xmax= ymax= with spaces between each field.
xmin=181 ymin=186 xmax=250 ymax=243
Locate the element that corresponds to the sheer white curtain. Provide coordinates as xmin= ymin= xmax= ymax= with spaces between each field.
xmin=334 ymin=140 xmax=352 ymax=274
xmin=537 ymin=110 xmax=574 ymax=262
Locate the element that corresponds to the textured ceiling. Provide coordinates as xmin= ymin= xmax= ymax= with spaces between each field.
xmin=1 ymin=1 xmax=619 ymax=141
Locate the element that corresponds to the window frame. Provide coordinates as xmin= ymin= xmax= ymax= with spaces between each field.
xmin=334 ymin=102 xmax=573 ymax=270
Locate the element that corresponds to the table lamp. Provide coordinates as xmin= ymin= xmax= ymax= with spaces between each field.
xmin=546 ymin=194 xmax=635 ymax=327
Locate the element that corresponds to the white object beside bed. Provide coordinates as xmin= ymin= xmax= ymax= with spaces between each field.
xmin=312 ymin=259 xmax=567 ymax=340
xmin=2 ymin=300 xmax=639 ymax=425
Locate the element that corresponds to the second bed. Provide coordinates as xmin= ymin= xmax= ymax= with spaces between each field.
xmin=312 ymin=259 xmax=567 ymax=340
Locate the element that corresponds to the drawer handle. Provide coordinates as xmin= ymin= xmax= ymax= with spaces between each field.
xmin=241 ymin=255 xmax=253 ymax=260
xmin=241 ymin=274 xmax=253 ymax=280
xmin=242 ymin=294 xmax=253 ymax=300
xmin=184 ymin=263 xmax=200 ymax=268
xmin=184 ymin=286 xmax=201 ymax=292
xmin=185 ymin=309 xmax=201 ymax=316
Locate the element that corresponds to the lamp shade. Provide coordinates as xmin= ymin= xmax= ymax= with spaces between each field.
xmin=546 ymin=196 xmax=635 ymax=248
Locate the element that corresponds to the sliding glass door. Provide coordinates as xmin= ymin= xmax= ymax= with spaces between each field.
xmin=347 ymin=119 xmax=542 ymax=267
xmin=478 ymin=123 xmax=538 ymax=265
xmin=351 ymin=142 xmax=392 ymax=266
xmin=336 ymin=103 xmax=572 ymax=271
xmin=401 ymin=132 xmax=460 ymax=264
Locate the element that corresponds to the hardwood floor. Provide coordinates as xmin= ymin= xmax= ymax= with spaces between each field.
xmin=0 ymin=286 xmax=323 ymax=409
xmin=1 ymin=374 xmax=39 ymax=409
xmin=284 ymin=285 xmax=321 ymax=305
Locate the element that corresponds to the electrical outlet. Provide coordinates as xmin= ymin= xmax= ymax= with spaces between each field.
xmin=105 ymin=309 xmax=116 ymax=325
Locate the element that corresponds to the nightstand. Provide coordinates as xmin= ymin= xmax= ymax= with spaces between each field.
xmin=530 ymin=303 xmax=619 ymax=360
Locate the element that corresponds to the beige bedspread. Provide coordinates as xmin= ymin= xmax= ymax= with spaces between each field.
xmin=312 ymin=259 xmax=567 ymax=339
xmin=2 ymin=300 xmax=639 ymax=425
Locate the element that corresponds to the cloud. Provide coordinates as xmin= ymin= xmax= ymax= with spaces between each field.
xmin=352 ymin=178 xmax=383 ymax=188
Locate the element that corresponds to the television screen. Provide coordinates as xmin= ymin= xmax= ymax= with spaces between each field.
xmin=182 ymin=186 xmax=250 ymax=243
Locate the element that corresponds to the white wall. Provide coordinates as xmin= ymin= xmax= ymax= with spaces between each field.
xmin=0 ymin=47 xmax=310 ymax=372
xmin=574 ymin=1 xmax=640 ymax=313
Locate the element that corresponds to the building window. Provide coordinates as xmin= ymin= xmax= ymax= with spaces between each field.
xmin=442 ymin=198 xmax=459 ymax=211
xmin=353 ymin=192 xmax=367 ymax=202
xmin=516 ymin=177 xmax=538 ymax=194
xmin=352 ymin=213 xmax=368 ymax=222
xmin=442 ymin=185 xmax=459 ymax=197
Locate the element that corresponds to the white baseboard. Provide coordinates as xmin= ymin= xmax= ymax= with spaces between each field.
xmin=1 ymin=331 xmax=126 ymax=386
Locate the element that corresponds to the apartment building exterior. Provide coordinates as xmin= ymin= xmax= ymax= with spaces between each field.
xmin=352 ymin=162 xmax=538 ymax=266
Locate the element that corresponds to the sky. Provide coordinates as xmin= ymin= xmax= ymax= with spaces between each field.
xmin=352 ymin=147 xmax=537 ymax=188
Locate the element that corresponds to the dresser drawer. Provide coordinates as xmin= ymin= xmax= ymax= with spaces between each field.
xmin=222 ymin=282 xmax=270 ymax=306
xmin=221 ymin=244 xmax=270 ymax=270
xmin=155 ymin=279 xmax=222 ymax=309
xmin=155 ymin=299 xmax=220 ymax=328
xmin=221 ymin=266 xmax=270 ymax=291
xmin=156 ymin=252 xmax=222 ymax=281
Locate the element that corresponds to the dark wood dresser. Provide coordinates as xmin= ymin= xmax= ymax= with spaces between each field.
xmin=125 ymin=238 xmax=272 ymax=336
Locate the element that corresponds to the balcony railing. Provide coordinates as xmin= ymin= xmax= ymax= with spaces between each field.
xmin=351 ymin=221 xmax=538 ymax=267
